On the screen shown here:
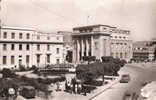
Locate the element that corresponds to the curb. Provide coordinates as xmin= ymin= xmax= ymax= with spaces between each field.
xmin=88 ymin=79 xmax=119 ymax=100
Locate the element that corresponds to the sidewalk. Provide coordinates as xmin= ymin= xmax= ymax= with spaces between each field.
xmin=50 ymin=78 xmax=120 ymax=100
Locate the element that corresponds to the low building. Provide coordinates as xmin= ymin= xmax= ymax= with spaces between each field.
xmin=132 ymin=41 xmax=155 ymax=62
xmin=72 ymin=24 xmax=133 ymax=63
xmin=0 ymin=26 xmax=64 ymax=69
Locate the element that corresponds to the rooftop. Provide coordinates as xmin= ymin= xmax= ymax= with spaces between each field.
xmin=1 ymin=26 xmax=35 ymax=31
xmin=73 ymin=24 xmax=116 ymax=30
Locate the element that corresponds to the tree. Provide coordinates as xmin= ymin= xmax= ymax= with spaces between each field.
xmin=1 ymin=68 xmax=16 ymax=78
xmin=66 ymin=50 xmax=73 ymax=63
xmin=154 ymin=48 xmax=156 ymax=60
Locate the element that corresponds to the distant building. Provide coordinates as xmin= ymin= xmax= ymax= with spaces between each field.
xmin=0 ymin=26 xmax=64 ymax=69
xmin=132 ymin=41 xmax=155 ymax=62
xmin=72 ymin=24 xmax=132 ymax=63
xmin=57 ymin=31 xmax=73 ymax=63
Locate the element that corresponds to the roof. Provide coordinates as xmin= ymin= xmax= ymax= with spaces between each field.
xmin=1 ymin=26 xmax=35 ymax=31
xmin=72 ymin=32 xmax=110 ymax=37
xmin=73 ymin=24 xmax=116 ymax=30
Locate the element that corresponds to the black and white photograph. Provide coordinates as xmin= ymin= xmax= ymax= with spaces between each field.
xmin=0 ymin=0 xmax=156 ymax=100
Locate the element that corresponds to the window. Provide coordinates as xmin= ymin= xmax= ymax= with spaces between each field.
xmin=47 ymin=45 xmax=50 ymax=51
xmin=19 ymin=44 xmax=22 ymax=50
xmin=11 ymin=32 xmax=15 ymax=39
xmin=56 ymin=59 xmax=60 ymax=64
xmin=56 ymin=36 xmax=59 ymax=40
xmin=116 ymin=52 xmax=119 ymax=58
xmin=47 ymin=54 xmax=50 ymax=63
xmin=56 ymin=48 xmax=59 ymax=54
xmin=11 ymin=44 xmax=15 ymax=50
xmin=103 ymin=27 xmax=107 ymax=30
xmin=115 ymin=36 xmax=117 ymax=38
xmin=3 ymin=56 xmax=7 ymax=65
xmin=111 ymin=52 xmax=114 ymax=57
xmin=26 ymin=55 xmax=30 ymax=64
xmin=11 ymin=56 xmax=15 ymax=65
xmin=26 ymin=44 xmax=30 ymax=50
xmin=3 ymin=44 xmax=7 ymax=51
xmin=95 ymin=42 xmax=98 ymax=49
xmin=125 ymin=53 xmax=127 ymax=58
xmin=37 ymin=54 xmax=40 ymax=63
xmin=37 ymin=44 xmax=40 ymax=51
xmin=19 ymin=33 xmax=23 ymax=39
xmin=3 ymin=32 xmax=7 ymax=39
xmin=37 ymin=35 xmax=40 ymax=40
xmin=120 ymin=53 xmax=123 ymax=58
xmin=26 ymin=33 xmax=30 ymax=39
xmin=47 ymin=36 xmax=50 ymax=40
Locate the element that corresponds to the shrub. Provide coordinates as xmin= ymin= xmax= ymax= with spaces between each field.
xmin=1 ymin=68 xmax=16 ymax=78
xmin=19 ymin=65 xmax=26 ymax=71
xmin=30 ymin=65 xmax=37 ymax=71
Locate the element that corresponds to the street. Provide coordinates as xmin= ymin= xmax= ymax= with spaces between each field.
xmin=93 ymin=63 xmax=156 ymax=100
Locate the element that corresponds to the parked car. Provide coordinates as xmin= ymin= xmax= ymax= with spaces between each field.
xmin=19 ymin=86 xmax=36 ymax=99
xmin=120 ymin=74 xmax=131 ymax=83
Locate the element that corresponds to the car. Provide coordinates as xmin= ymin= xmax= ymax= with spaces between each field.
xmin=120 ymin=74 xmax=131 ymax=83
xmin=19 ymin=86 xmax=36 ymax=99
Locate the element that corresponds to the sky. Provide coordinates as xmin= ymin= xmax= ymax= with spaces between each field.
xmin=1 ymin=0 xmax=156 ymax=41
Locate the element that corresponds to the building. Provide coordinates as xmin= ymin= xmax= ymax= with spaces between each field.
xmin=0 ymin=26 xmax=64 ymax=69
xmin=72 ymin=24 xmax=132 ymax=63
xmin=132 ymin=41 xmax=155 ymax=62
xmin=57 ymin=31 xmax=73 ymax=63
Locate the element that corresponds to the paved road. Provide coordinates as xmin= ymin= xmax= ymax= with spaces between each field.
xmin=93 ymin=63 xmax=156 ymax=100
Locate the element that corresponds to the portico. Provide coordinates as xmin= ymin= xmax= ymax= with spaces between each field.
xmin=72 ymin=33 xmax=111 ymax=63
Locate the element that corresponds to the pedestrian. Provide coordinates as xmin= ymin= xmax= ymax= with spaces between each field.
xmin=82 ymin=84 xmax=87 ymax=96
xmin=65 ymin=80 xmax=68 ymax=91
xmin=67 ymin=81 xmax=70 ymax=92
xmin=70 ymin=83 xmax=73 ymax=94
xmin=56 ymin=82 xmax=60 ymax=91
xmin=78 ymin=83 xmax=82 ymax=94
xmin=75 ymin=84 xmax=78 ymax=94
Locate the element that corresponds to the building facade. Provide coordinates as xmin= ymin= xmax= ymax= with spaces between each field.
xmin=0 ymin=26 xmax=64 ymax=69
xmin=72 ymin=24 xmax=132 ymax=63
xmin=133 ymin=41 xmax=155 ymax=62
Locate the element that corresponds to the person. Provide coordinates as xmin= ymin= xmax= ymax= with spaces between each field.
xmin=70 ymin=83 xmax=73 ymax=94
xmin=75 ymin=84 xmax=78 ymax=94
xmin=71 ymin=78 xmax=76 ymax=93
xmin=67 ymin=81 xmax=70 ymax=92
xmin=82 ymin=84 xmax=87 ymax=96
xmin=56 ymin=82 xmax=60 ymax=91
xmin=65 ymin=80 xmax=68 ymax=91
xmin=78 ymin=83 xmax=82 ymax=94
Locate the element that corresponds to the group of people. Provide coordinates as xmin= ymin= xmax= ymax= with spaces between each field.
xmin=65 ymin=78 xmax=87 ymax=96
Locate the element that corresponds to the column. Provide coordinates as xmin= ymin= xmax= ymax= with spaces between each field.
xmin=86 ymin=38 xmax=89 ymax=56
xmin=91 ymin=36 xmax=94 ymax=56
xmin=77 ymin=39 xmax=80 ymax=62
xmin=81 ymin=38 xmax=84 ymax=58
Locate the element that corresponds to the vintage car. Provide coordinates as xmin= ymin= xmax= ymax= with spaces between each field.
xmin=19 ymin=86 xmax=36 ymax=99
xmin=120 ymin=74 xmax=131 ymax=83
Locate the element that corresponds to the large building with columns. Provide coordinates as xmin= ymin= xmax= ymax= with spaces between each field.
xmin=0 ymin=26 xmax=64 ymax=69
xmin=72 ymin=24 xmax=133 ymax=63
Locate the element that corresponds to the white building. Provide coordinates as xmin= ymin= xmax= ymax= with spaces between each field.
xmin=110 ymin=28 xmax=133 ymax=62
xmin=0 ymin=26 xmax=64 ymax=69
xmin=72 ymin=24 xmax=133 ymax=63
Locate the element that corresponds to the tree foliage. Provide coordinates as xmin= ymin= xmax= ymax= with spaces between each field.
xmin=76 ymin=57 xmax=126 ymax=84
